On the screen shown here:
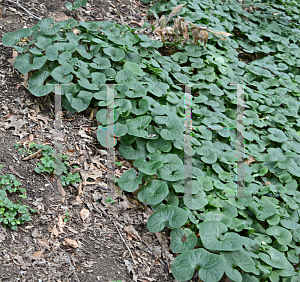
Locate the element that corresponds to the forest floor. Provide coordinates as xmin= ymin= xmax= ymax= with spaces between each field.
xmin=0 ymin=0 xmax=178 ymax=281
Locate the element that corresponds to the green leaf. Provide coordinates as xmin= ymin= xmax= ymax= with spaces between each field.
xmin=74 ymin=0 xmax=87 ymax=9
xmin=131 ymin=99 xmax=149 ymax=115
xmin=31 ymin=56 xmax=47 ymax=70
xmin=119 ymin=138 xmax=147 ymax=160
xmin=157 ymin=164 xmax=184 ymax=181
xmin=172 ymin=72 xmax=190 ymax=83
xmin=247 ymin=65 xmax=272 ymax=78
xmin=51 ymin=65 xmax=73 ymax=83
xmin=28 ymin=71 xmax=53 ymax=97
xmin=146 ymin=138 xmax=172 ymax=153
xmin=46 ymin=45 xmax=59 ymax=61
xmin=2 ymin=28 xmax=32 ymax=46
xmin=14 ymin=53 xmax=32 ymax=74
xmin=147 ymin=205 xmax=188 ymax=233
xmin=198 ymin=221 xmax=245 ymax=251
xmin=266 ymin=226 xmax=292 ymax=245
xmin=183 ymin=191 xmax=208 ymax=210
xmin=89 ymin=57 xmax=111 ymax=70
xmin=258 ymin=247 xmax=288 ymax=269
xmin=103 ymin=47 xmax=125 ymax=61
xmin=267 ymin=128 xmax=288 ymax=143
xmin=115 ymin=69 xmax=134 ymax=84
xmin=126 ymin=116 xmax=151 ymax=138
xmin=171 ymin=248 xmax=226 ymax=282
xmin=123 ymin=62 xmax=144 ymax=76
xmin=140 ymin=40 xmax=163 ymax=48
xmin=96 ymin=127 xmax=116 ymax=148
xmin=65 ymin=2 xmax=73 ymax=10
xmin=154 ymin=115 xmax=184 ymax=140
xmin=118 ymin=168 xmax=142 ymax=192
xmin=77 ymin=43 xmax=93 ymax=59
xmin=38 ymin=18 xmax=64 ymax=35
xmin=170 ymin=227 xmax=197 ymax=253
xmin=138 ymin=180 xmax=169 ymax=205
xmin=197 ymin=176 xmax=213 ymax=191
xmin=65 ymin=91 xmax=94 ymax=112
xmin=221 ymin=250 xmax=256 ymax=282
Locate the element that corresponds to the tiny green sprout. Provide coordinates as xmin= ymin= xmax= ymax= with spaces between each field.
xmin=14 ymin=143 xmax=21 ymax=149
xmin=105 ymin=197 xmax=115 ymax=204
xmin=115 ymin=161 xmax=122 ymax=166
xmin=64 ymin=212 xmax=70 ymax=223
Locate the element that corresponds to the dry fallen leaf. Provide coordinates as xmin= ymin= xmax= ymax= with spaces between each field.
xmin=124 ymin=225 xmax=141 ymax=242
xmin=37 ymin=238 xmax=50 ymax=250
xmin=51 ymin=225 xmax=59 ymax=237
xmin=7 ymin=49 xmax=18 ymax=68
xmin=80 ymin=208 xmax=90 ymax=221
xmin=75 ymin=195 xmax=83 ymax=204
xmin=245 ymin=155 xmax=256 ymax=165
xmin=64 ymin=238 xmax=79 ymax=248
xmin=33 ymin=250 xmax=44 ymax=260
xmin=57 ymin=215 xmax=66 ymax=233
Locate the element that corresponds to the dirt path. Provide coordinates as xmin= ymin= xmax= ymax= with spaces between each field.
xmin=0 ymin=0 xmax=176 ymax=281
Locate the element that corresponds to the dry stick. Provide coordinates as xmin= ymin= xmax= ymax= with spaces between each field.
xmin=22 ymin=148 xmax=43 ymax=161
xmin=58 ymin=246 xmax=81 ymax=282
xmin=113 ymin=221 xmax=137 ymax=265
xmin=5 ymin=0 xmax=42 ymax=20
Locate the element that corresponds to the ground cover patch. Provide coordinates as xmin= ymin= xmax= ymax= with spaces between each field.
xmin=2 ymin=0 xmax=300 ymax=281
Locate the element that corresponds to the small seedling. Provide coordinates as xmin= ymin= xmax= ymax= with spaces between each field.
xmin=0 ymin=165 xmax=36 ymax=230
xmin=15 ymin=143 xmax=82 ymax=187
xmin=14 ymin=143 xmax=21 ymax=149
xmin=64 ymin=212 xmax=70 ymax=223
xmin=105 ymin=197 xmax=115 ymax=204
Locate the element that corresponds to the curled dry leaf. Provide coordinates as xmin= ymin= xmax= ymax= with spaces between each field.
xmin=167 ymin=4 xmax=185 ymax=23
xmin=80 ymin=208 xmax=90 ymax=221
xmin=64 ymin=238 xmax=79 ymax=248
xmin=245 ymin=155 xmax=256 ymax=165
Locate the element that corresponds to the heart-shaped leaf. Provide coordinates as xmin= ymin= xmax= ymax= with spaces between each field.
xmin=138 ymin=180 xmax=169 ymax=205
xmin=171 ymin=248 xmax=226 ymax=282
xmin=147 ymin=205 xmax=188 ymax=233
xmin=198 ymin=221 xmax=245 ymax=251
xmin=118 ymin=168 xmax=142 ymax=192
xmin=170 ymin=227 xmax=197 ymax=253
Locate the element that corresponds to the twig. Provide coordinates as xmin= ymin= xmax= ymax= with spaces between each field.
xmin=22 ymin=148 xmax=43 ymax=161
xmin=113 ymin=221 xmax=137 ymax=265
xmin=58 ymin=246 xmax=80 ymax=282
xmin=8 ymin=165 xmax=25 ymax=179
xmin=5 ymin=0 xmax=42 ymax=20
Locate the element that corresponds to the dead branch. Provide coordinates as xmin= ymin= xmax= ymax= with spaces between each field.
xmin=5 ymin=0 xmax=42 ymax=20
